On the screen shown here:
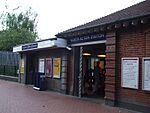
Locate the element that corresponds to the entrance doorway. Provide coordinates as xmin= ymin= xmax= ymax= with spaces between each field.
xmin=26 ymin=53 xmax=37 ymax=85
xmin=82 ymin=43 xmax=106 ymax=99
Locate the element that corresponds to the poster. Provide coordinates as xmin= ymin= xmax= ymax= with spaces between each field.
xmin=121 ymin=58 xmax=139 ymax=89
xmin=142 ymin=58 xmax=150 ymax=91
xmin=53 ymin=58 xmax=61 ymax=78
xmin=39 ymin=59 xmax=45 ymax=73
xmin=20 ymin=59 xmax=24 ymax=74
xmin=45 ymin=58 xmax=53 ymax=77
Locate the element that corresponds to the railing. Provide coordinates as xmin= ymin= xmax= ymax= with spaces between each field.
xmin=0 ymin=51 xmax=19 ymax=77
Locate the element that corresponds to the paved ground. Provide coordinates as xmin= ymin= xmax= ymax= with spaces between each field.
xmin=0 ymin=80 xmax=137 ymax=113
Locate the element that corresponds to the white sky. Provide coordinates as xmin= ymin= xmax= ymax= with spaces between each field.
xmin=0 ymin=0 xmax=144 ymax=39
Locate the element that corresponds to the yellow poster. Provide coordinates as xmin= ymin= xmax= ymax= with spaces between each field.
xmin=53 ymin=58 xmax=61 ymax=78
xmin=20 ymin=59 xmax=24 ymax=74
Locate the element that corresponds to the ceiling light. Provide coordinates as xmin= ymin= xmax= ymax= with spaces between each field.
xmin=83 ymin=53 xmax=91 ymax=56
xmin=97 ymin=55 xmax=106 ymax=57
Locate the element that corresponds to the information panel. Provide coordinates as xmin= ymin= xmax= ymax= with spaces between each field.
xmin=39 ymin=59 xmax=45 ymax=73
xmin=121 ymin=58 xmax=139 ymax=89
xmin=142 ymin=58 xmax=150 ymax=91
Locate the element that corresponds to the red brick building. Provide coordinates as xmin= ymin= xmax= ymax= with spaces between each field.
xmin=56 ymin=1 xmax=150 ymax=112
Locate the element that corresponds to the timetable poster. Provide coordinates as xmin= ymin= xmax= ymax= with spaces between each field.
xmin=121 ymin=58 xmax=139 ymax=89
xmin=143 ymin=58 xmax=150 ymax=91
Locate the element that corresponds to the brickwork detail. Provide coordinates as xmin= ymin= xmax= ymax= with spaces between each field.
xmin=61 ymin=55 xmax=68 ymax=93
xmin=146 ymin=31 xmax=150 ymax=56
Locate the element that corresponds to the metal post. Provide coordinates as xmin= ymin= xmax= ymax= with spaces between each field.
xmin=78 ymin=46 xmax=83 ymax=98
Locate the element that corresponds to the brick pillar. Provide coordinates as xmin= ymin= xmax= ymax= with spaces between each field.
xmin=61 ymin=54 xmax=68 ymax=94
xmin=105 ymin=32 xmax=116 ymax=106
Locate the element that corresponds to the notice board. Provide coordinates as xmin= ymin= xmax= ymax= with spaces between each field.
xmin=121 ymin=57 xmax=139 ymax=89
xmin=142 ymin=58 xmax=150 ymax=91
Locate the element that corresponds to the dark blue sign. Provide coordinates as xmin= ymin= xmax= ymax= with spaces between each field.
xmin=22 ymin=43 xmax=38 ymax=50
xmin=68 ymin=34 xmax=105 ymax=44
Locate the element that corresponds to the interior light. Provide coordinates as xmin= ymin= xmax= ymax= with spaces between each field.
xmin=97 ymin=55 xmax=106 ymax=57
xmin=83 ymin=53 xmax=91 ymax=56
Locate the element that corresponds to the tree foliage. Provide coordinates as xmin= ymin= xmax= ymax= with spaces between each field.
xmin=0 ymin=6 xmax=38 ymax=51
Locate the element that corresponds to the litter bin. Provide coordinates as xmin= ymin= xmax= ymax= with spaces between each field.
xmin=33 ymin=72 xmax=47 ymax=91
xmin=39 ymin=74 xmax=47 ymax=91
xmin=33 ymin=72 xmax=40 ymax=90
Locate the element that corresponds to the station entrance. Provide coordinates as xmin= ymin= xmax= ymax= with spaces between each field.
xmin=25 ymin=52 xmax=37 ymax=85
xmin=82 ymin=43 xmax=106 ymax=99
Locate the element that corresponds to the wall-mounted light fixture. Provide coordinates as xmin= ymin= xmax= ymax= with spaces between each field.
xmin=66 ymin=46 xmax=72 ymax=50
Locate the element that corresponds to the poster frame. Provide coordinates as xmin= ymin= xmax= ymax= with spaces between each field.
xmin=38 ymin=58 xmax=45 ymax=73
xmin=142 ymin=57 xmax=150 ymax=91
xmin=20 ymin=59 xmax=24 ymax=74
xmin=121 ymin=57 xmax=139 ymax=89
xmin=45 ymin=58 xmax=53 ymax=78
xmin=53 ymin=58 xmax=61 ymax=79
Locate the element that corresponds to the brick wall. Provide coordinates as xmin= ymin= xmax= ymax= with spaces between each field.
xmin=36 ymin=49 xmax=69 ymax=92
xmin=116 ymin=25 xmax=150 ymax=107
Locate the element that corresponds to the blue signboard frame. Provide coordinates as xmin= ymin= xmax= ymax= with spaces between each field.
xmin=22 ymin=43 xmax=38 ymax=50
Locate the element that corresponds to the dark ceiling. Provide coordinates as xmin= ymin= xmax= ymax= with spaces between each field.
xmin=83 ymin=43 xmax=106 ymax=56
